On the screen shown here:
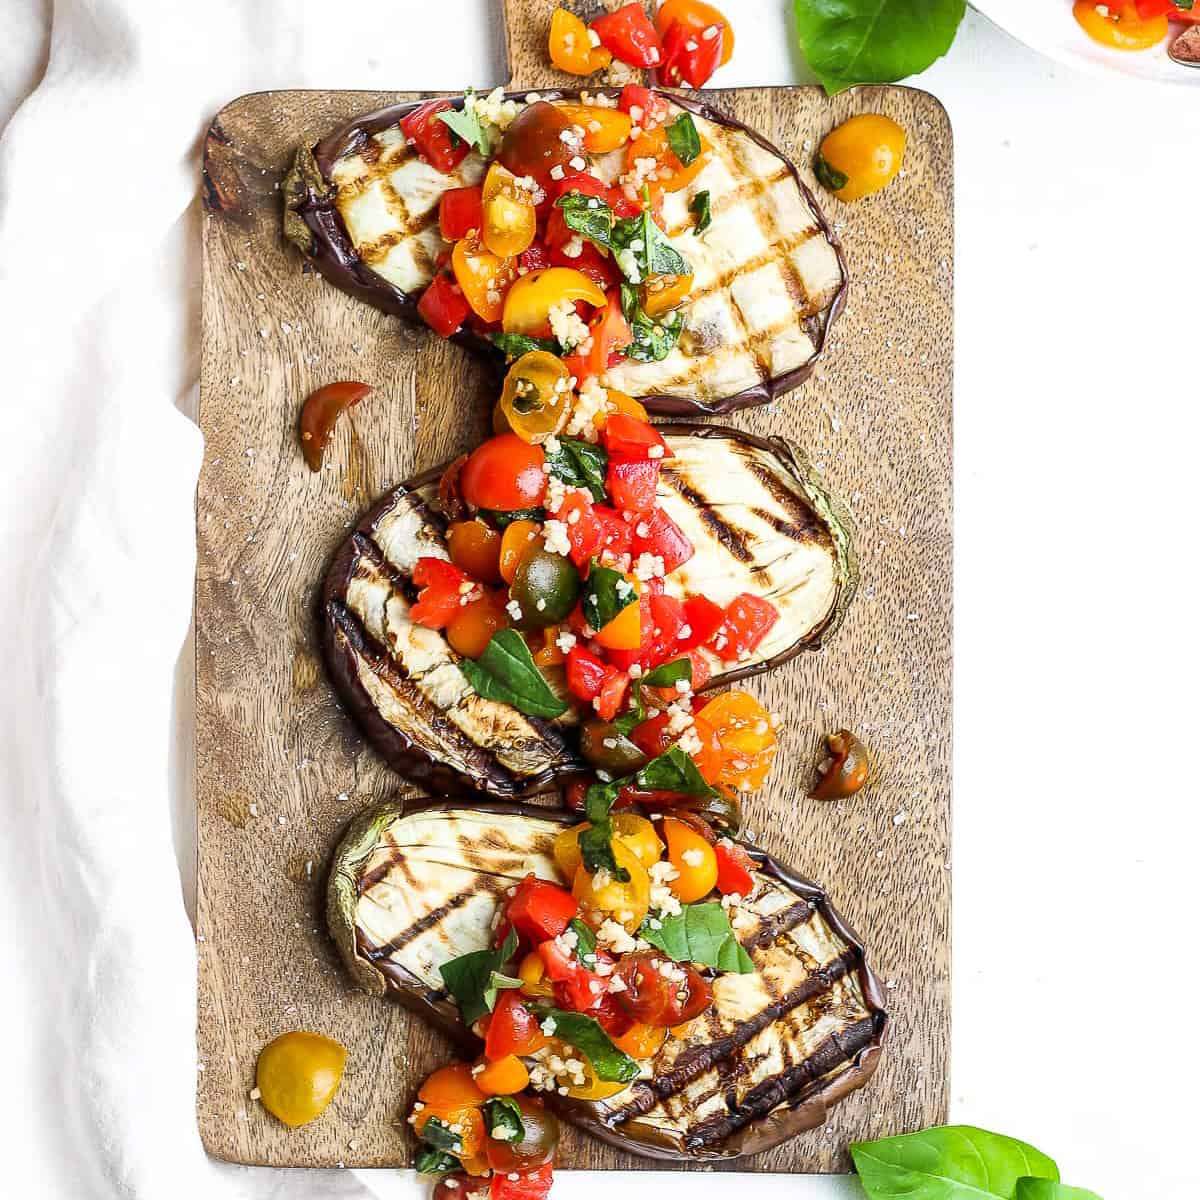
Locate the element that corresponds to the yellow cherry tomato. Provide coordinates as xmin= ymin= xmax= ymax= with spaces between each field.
xmin=499 ymin=350 xmax=574 ymax=444
xmin=816 ymin=113 xmax=906 ymax=203
xmin=482 ymin=163 xmax=538 ymax=258
xmin=452 ymin=235 xmax=517 ymax=322
xmin=1073 ymin=2 xmax=1168 ymax=49
xmin=556 ymin=103 xmax=634 ymax=153
xmin=563 ymin=1058 xmax=632 ymax=1100
xmin=662 ymin=817 xmax=718 ymax=903
xmin=502 ymin=267 xmax=607 ymax=335
xmin=593 ymin=576 xmax=642 ymax=651
xmin=255 ymin=1031 xmax=347 ymax=1128
xmin=692 ymin=690 xmax=777 ymax=793
xmin=612 ymin=1021 xmax=668 ymax=1060
xmin=549 ymin=6 xmax=613 ymax=75
xmin=418 ymin=1062 xmax=487 ymax=1108
xmin=447 ymin=518 xmax=503 ymax=583
xmin=446 ymin=589 xmax=509 ymax=659
xmin=499 ymin=519 xmax=542 ymax=584
xmin=555 ymin=813 xmax=663 ymax=878
xmin=518 ymin=949 xmax=556 ymax=998
xmin=475 ymin=1054 xmax=530 ymax=1096
xmin=642 ymin=272 xmax=693 ymax=319
xmin=572 ymin=839 xmax=651 ymax=932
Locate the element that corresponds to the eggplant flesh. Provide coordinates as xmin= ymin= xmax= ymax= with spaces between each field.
xmin=283 ymin=90 xmax=847 ymax=416
xmin=327 ymin=800 xmax=887 ymax=1161
xmin=322 ymin=425 xmax=857 ymax=799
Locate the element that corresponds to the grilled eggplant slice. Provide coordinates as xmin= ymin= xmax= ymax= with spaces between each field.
xmin=283 ymin=90 xmax=846 ymax=416
xmin=328 ymin=800 xmax=887 ymax=1161
xmin=322 ymin=425 xmax=856 ymax=798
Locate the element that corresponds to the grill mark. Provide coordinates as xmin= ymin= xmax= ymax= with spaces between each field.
xmin=664 ymin=167 xmax=792 ymax=239
xmin=684 ymin=1015 xmax=879 ymax=1149
xmin=361 ymin=884 xmax=479 ymax=961
xmin=741 ymin=899 xmax=815 ymax=952
xmin=358 ymin=848 xmax=402 ymax=895
xmin=607 ymin=948 xmax=859 ymax=1123
xmin=745 ymin=463 xmax=835 ymax=550
xmin=352 ymin=530 xmax=420 ymax=605
xmin=660 ymin=473 xmax=755 ymax=564
xmin=683 ymin=228 xmax=823 ymax=311
xmin=748 ymin=506 xmax=823 ymax=549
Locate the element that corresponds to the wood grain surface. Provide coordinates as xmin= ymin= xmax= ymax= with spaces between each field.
xmin=195 ymin=0 xmax=953 ymax=1173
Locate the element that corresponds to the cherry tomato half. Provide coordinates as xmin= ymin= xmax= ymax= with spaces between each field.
xmin=613 ymin=951 xmax=712 ymax=1026
xmin=459 ymin=434 xmax=548 ymax=511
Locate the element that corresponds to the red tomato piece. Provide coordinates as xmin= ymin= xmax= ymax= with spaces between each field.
xmin=555 ymin=492 xmax=602 ymax=568
xmin=591 ymin=3 xmax=665 ymax=68
xmin=592 ymin=505 xmax=633 ymax=565
xmin=645 ymin=592 xmax=686 ymax=663
xmin=1136 ymin=0 xmax=1177 ymax=13
xmin=519 ymin=241 xmax=554 ymax=273
xmin=616 ymin=784 xmax=689 ymax=809
xmin=601 ymin=414 xmax=668 ymax=461
xmin=658 ymin=18 xmax=724 ymax=89
xmin=628 ymin=711 xmax=674 ymax=760
xmin=538 ymin=939 xmax=608 ymax=1012
xmin=591 ymin=992 xmax=635 ymax=1038
xmin=594 ymin=669 xmax=631 ymax=721
xmin=410 ymin=557 xmax=479 ymax=628
xmin=565 ymin=645 xmax=611 ymax=702
xmin=400 ymin=99 xmax=469 ymax=174
xmin=714 ymin=839 xmax=756 ymax=896
xmin=548 ymin=239 xmax=621 ymax=292
xmin=417 ymin=273 xmax=471 ymax=338
xmin=507 ymin=875 xmax=578 ymax=943
xmin=678 ymin=595 xmax=725 ymax=649
xmin=551 ymin=171 xmax=610 ymax=204
xmin=613 ymin=952 xmax=712 ymax=1026
xmin=716 ymin=593 xmax=779 ymax=661
xmin=486 ymin=990 xmax=548 ymax=1060
xmin=563 ymin=292 xmax=634 ymax=384
xmin=439 ymin=185 xmax=484 ymax=241
xmin=683 ymin=646 xmax=710 ymax=691
xmin=607 ymin=459 xmax=660 ymax=515
xmin=491 ymin=1164 xmax=554 ymax=1200
xmin=618 ymin=84 xmax=671 ymax=129
xmin=460 ymin=434 xmax=548 ymax=512
xmin=631 ymin=508 xmax=693 ymax=574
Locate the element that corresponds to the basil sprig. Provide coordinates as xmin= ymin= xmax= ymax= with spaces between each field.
xmin=460 ymin=629 xmax=568 ymax=719
xmin=491 ymin=332 xmax=560 ymax=360
xmin=620 ymin=283 xmax=684 ymax=364
xmin=666 ymin=113 xmax=701 ymax=166
xmin=689 ymin=190 xmax=712 ymax=234
xmin=414 ymin=1146 xmax=462 ymax=1175
xmin=640 ymin=901 xmax=754 ymax=974
xmin=582 ymin=561 xmax=638 ymax=633
xmin=531 ymin=1006 xmax=640 ymax=1082
xmin=483 ymin=1096 xmax=525 ymax=1144
xmin=637 ymin=743 xmax=719 ymax=799
xmin=568 ymin=917 xmax=598 ymax=964
xmin=555 ymin=191 xmax=615 ymax=249
xmin=437 ymin=928 xmax=521 ymax=1025
xmin=418 ymin=1115 xmax=463 ymax=1153
xmin=435 ymin=88 xmax=491 ymax=155
xmin=611 ymin=186 xmax=689 ymax=283
xmin=544 ymin=436 xmax=608 ymax=503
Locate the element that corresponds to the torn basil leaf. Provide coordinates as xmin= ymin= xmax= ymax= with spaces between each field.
xmin=578 ymin=817 xmax=630 ymax=882
xmin=459 ymin=630 xmax=568 ymax=720
xmin=582 ymin=561 xmax=638 ymax=632
xmin=491 ymin=332 xmax=560 ymax=360
xmin=435 ymin=90 xmax=491 ymax=156
xmin=414 ymin=1147 xmax=462 ymax=1175
xmin=555 ymin=191 xmax=615 ymax=249
xmin=666 ymin=113 xmax=702 ymax=166
xmin=544 ymin=436 xmax=608 ymax=504
xmin=438 ymin=927 xmax=520 ymax=1025
xmin=418 ymin=1115 xmax=463 ymax=1153
xmin=620 ymin=283 xmax=684 ymax=363
xmin=640 ymin=902 xmax=754 ymax=974
xmin=483 ymin=1096 xmax=526 ymax=1144
xmin=637 ymin=744 xmax=719 ymax=799
xmin=531 ymin=1007 xmax=640 ymax=1082
xmin=689 ymin=190 xmax=712 ymax=233
xmin=569 ymin=917 xmax=598 ymax=964
xmin=482 ymin=506 xmax=545 ymax=529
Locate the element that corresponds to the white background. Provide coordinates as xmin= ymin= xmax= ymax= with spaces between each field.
xmin=1 ymin=3 xmax=1197 ymax=1199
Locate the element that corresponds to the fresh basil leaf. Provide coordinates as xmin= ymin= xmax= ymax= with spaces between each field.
xmin=793 ymin=0 xmax=966 ymax=96
xmin=689 ymin=189 xmax=712 ymax=233
xmin=491 ymin=332 xmax=560 ymax=360
xmin=415 ymin=1147 xmax=462 ymax=1175
xmin=814 ymin=153 xmax=849 ymax=193
xmin=437 ymin=928 xmax=519 ymax=1025
xmin=483 ymin=1096 xmax=526 ymax=1144
xmin=532 ymin=1007 xmax=639 ymax=1082
xmin=1014 ymin=1183 xmax=1101 ymax=1200
xmin=640 ymin=656 xmax=692 ymax=690
xmin=1178 ymin=0 xmax=1194 ymax=9
xmin=481 ymin=506 xmax=545 ymax=529
xmin=620 ymin=282 xmax=684 ymax=364
xmin=418 ymin=1115 xmax=463 ymax=1153
xmin=611 ymin=189 xmax=689 ymax=283
xmin=578 ymin=817 xmax=630 ymax=882
xmin=435 ymin=89 xmax=491 ymax=155
xmin=611 ymin=692 xmax=645 ymax=735
xmin=544 ymin=436 xmax=608 ymax=504
xmin=582 ymin=561 xmax=638 ymax=632
xmin=483 ymin=970 xmax=523 ymax=1011
xmin=850 ymin=1126 xmax=1059 ymax=1200
xmin=636 ymin=744 xmax=719 ymax=799
xmin=568 ymin=917 xmax=598 ymax=963
xmin=666 ymin=113 xmax=701 ymax=166
xmin=640 ymin=902 xmax=754 ymax=974
xmin=555 ymin=191 xmax=614 ymax=249
xmin=584 ymin=778 xmax=621 ymax=824
xmin=460 ymin=629 xmax=568 ymax=719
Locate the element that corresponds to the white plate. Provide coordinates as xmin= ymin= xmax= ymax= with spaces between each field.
xmin=973 ymin=0 xmax=1199 ymax=85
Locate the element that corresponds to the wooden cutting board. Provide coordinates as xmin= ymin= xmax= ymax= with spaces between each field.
xmin=195 ymin=0 xmax=952 ymax=1173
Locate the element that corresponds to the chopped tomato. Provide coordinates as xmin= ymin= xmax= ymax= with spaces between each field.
xmin=594 ymin=669 xmax=631 ymax=720
xmin=591 ymin=992 xmax=635 ymax=1038
xmin=628 ymin=711 xmax=673 ymax=760
xmin=459 ymin=434 xmax=548 ymax=512
xmin=519 ymin=241 xmax=554 ymax=273
xmin=616 ymin=784 xmax=689 ymax=808
xmin=643 ymin=592 xmax=687 ymax=666
xmin=631 ymin=507 xmax=693 ymax=574
xmin=485 ymin=990 xmax=551 ymax=1060
xmin=499 ymin=101 xmax=575 ymax=187
xmin=656 ymin=0 xmax=735 ymax=65
xmin=613 ymin=951 xmax=712 ymax=1026
xmin=1135 ymin=0 xmax=1178 ymax=14
xmin=410 ymin=557 xmax=480 ymax=628
xmin=592 ymin=505 xmax=633 ymax=564
xmin=601 ymin=414 xmax=667 ymax=461
xmin=439 ymin=185 xmax=484 ymax=241
xmin=563 ymin=292 xmax=633 ymax=383
xmin=417 ymin=273 xmax=471 ymax=338
xmin=400 ymin=99 xmax=469 ymax=174
xmin=627 ymin=123 xmax=710 ymax=197
xmin=678 ymin=595 xmax=724 ymax=649
xmin=549 ymin=239 xmax=621 ymax=292
xmin=714 ymin=838 xmax=756 ymax=896
xmin=715 ymin=593 xmax=778 ymax=661
xmin=591 ymin=3 xmax=664 ymax=68
xmin=506 ymin=875 xmax=578 ymax=943
xmin=491 ymin=1164 xmax=554 ymax=1200
xmin=565 ymin=644 xmax=611 ymax=702
xmin=554 ymin=491 xmax=601 ymax=567
xmin=538 ymin=939 xmax=608 ymax=1012
xmin=657 ymin=8 xmax=726 ymax=88
xmin=549 ymin=6 xmax=613 ymax=75
xmin=618 ymin=83 xmax=670 ymax=128
xmin=607 ymin=458 xmax=660 ymax=515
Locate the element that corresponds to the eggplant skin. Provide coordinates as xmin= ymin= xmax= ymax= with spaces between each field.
xmin=326 ymin=799 xmax=888 ymax=1162
xmin=321 ymin=424 xmax=857 ymax=800
xmin=282 ymin=89 xmax=848 ymax=417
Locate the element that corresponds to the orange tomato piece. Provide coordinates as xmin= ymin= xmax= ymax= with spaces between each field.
xmin=475 ymin=1055 xmax=530 ymax=1096
xmin=518 ymin=949 xmax=556 ymax=999
xmin=501 ymin=267 xmax=607 ymax=335
xmin=452 ymin=235 xmax=517 ymax=323
xmin=656 ymin=0 xmax=735 ymax=65
xmin=556 ymin=103 xmax=634 ymax=153
xmin=593 ymin=388 xmax=649 ymax=430
xmin=446 ymin=590 xmax=509 ymax=659
xmin=1073 ymin=1 xmax=1168 ymax=49
xmin=627 ymin=124 xmax=711 ymax=196
xmin=418 ymin=1062 xmax=486 ymax=1109
xmin=691 ymin=690 xmax=777 ymax=793
xmin=662 ymin=817 xmax=718 ymax=903
xmin=612 ymin=1021 xmax=668 ymax=1059
xmin=549 ymin=6 xmax=613 ymax=75
xmin=499 ymin=520 xmax=542 ymax=584
xmin=446 ymin=519 xmax=503 ymax=583
xmin=593 ymin=578 xmax=642 ymax=650
xmin=481 ymin=163 xmax=538 ymax=258
xmin=642 ymin=273 xmax=693 ymax=319
xmin=533 ymin=625 xmax=566 ymax=668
